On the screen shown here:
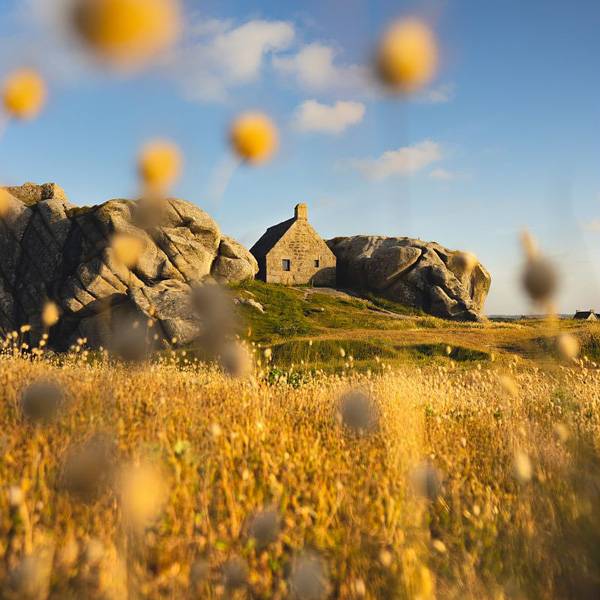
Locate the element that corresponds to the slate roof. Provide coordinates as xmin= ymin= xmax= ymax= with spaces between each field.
xmin=250 ymin=217 xmax=295 ymax=259
xmin=573 ymin=310 xmax=597 ymax=319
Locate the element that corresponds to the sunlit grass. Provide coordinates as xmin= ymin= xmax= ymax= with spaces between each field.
xmin=0 ymin=343 xmax=598 ymax=598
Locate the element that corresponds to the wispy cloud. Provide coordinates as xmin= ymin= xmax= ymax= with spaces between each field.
xmin=168 ymin=19 xmax=295 ymax=102
xmin=584 ymin=218 xmax=600 ymax=233
xmin=342 ymin=140 xmax=443 ymax=180
xmin=428 ymin=167 xmax=456 ymax=180
xmin=273 ymin=42 xmax=370 ymax=93
xmin=292 ymin=100 xmax=365 ymax=134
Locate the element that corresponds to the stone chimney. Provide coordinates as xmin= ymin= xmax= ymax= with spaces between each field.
xmin=294 ymin=203 xmax=308 ymax=220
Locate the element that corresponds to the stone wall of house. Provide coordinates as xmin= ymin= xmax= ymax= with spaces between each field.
xmin=266 ymin=214 xmax=336 ymax=286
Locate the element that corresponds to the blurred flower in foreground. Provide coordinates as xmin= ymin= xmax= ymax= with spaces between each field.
xmin=20 ymin=380 xmax=65 ymax=423
xmin=498 ymin=375 xmax=518 ymax=398
xmin=109 ymin=315 xmax=156 ymax=361
xmin=0 ymin=189 xmax=12 ymax=217
xmin=223 ymin=557 xmax=248 ymax=594
xmin=455 ymin=251 xmax=479 ymax=272
xmin=70 ymin=0 xmax=182 ymax=70
xmin=514 ymin=449 xmax=533 ymax=483
xmin=376 ymin=18 xmax=438 ymax=93
xmin=338 ymin=389 xmax=379 ymax=435
xmin=219 ymin=341 xmax=253 ymax=378
xmin=520 ymin=230 xmax=557 ymax=304
xmin=138 ymin=140 xmax=182 ymax=195
xmin=7 ymin=547 xmax=53 ymax=600
xmin=411 ymin=461 xmax=443 ymax=501
xmin=556 ymin=333 xmax=579 ymax=361
xmin=248 ymin=508 xmax=280 ymax=548
xmin=230 ymin=112 xmax=278 ymax=164
xmin=42 ymin=301 xmax=61 ymax=327
xmin=63 ymin=437 xmax=116 ymax=501
xmin=2 ymin=68 xmax=47 ymax=120
xmin=119 ymin=461 xmax=167 ymax=529
xmin=289 ymin=552 xmax=330 ymax=600
xmin=111 ymin=233 xmax=144 ymax=268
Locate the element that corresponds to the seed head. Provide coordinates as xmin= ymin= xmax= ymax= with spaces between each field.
xmin=71 ymin=0 xmax=182 ymax=70
xmin=376 ymin=18 xmax=438 ymax=93
xmin=230 ymin=112 xmax=278 ymax=164
xmin=2 ymin=68 xmax=47 ymax=120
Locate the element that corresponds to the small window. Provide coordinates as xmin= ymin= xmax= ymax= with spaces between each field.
xmin=282 ymin=259 xmax=291 ymax=272
xmin=314 ymin=259 xmax=320 ymax=268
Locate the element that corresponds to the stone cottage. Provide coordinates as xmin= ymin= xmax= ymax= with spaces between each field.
xmin=250 ymin=204 xmax=336 ymax=286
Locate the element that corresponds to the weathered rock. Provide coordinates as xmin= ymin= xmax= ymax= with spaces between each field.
xmin=212 ymin=236 xmax=259 ymax=283
xmin=0 ymin=183 xmax=258 ymax=350
xmin=327 ymin=236 xmax=491 ymax=321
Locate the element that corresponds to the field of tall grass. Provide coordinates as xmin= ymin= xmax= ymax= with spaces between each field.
xmin=1 ymin=343 xmax=598 ymax=599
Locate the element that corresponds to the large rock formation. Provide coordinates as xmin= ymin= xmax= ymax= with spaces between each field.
xmin=0 ymin=183 xmax=258 ymax=350
xmin=327 ymin=236 xmax=491 ymax=321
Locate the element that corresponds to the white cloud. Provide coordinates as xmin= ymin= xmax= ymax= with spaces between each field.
xmin=292 ymin=100 xmax=365 ymax=134
xmin=428 ymin=167 xmax=456 ymax=180
xmin=584 ymin=219 xmax=600 ymax=233
xmin=415 ymin=83 xmax=456 ymax=104
xmin=171 ymin=19 xmax=295 ymax=102
xmin=273 ymin=43 xmax=369 ymax=93
xmin=344 ymin=140 xmax=443 ymax=180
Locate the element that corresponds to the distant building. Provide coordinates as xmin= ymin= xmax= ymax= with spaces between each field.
xmin=573 ymin=309 xmax=597 ymax=321
xmin=250 ymin=204 xmax=336 ymax=286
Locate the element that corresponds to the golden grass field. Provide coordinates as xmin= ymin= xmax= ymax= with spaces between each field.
xmin=1 ymin=307 xmax=599 ymax=599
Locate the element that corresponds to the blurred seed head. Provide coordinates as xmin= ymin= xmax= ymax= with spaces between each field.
xmin=70 ymin=0 xmax=182 ymax=70
xmin=520 ymin=230 xmax=538 ymax=260
xmin=411 ymin=461 xmax=443 ymax=501
xmin=248 ymin=508 xmax=280 ymax=548
xmin=108 ymin=314 xmax=156 ymax=361
xmin=192 ymin=282 xmax=238 ymax=358
xmin=131 ymin=194 xmax=168 ymax=231
xmin=556 ymin=333 xmax=579 ymax=361
xmin=230 ymin=112 xmax=278 ymax=164
xmin=42 ymin=301 xmax=61 ymax=328
xmin=522 ymin=255 xmax=558 ymax=304
xmin=189 ymin=558 xmax=209 ymax=594
xmin=119 ymin=461 xmax=168 ymax=529
xmin=2 ymin=68 xmax=47 ymax=120
xmin=499 ymin=375 xmax=518 ymax=398
xmin=223 ymin=557 xmax=248 ymax=592
xmin=219 ymin=341 xmax=253 ymax=378
xmin=289 ymin=552 xmax=330 ymax=600
xmin=520 ymin=231 xmax=557 ymax=304
xmin=7 ymin=548 xmax=53 ymax=600
xmin=83 ymin=538 xmax=106 ymax=566
xmin=338 ymin=389 xmax=378 ymax=435
xmin=111 ymin=233 xmax=144 ymax=269
xmin=553 ymin=422 xmax=570 ymax=443
xmin=0 ymin=188 xmax=13 ymax=218
xmin=376 ymin=18 xmax=438 ymax=93
xmin=20 ymin=380 xmax=65 ymax=423
xmin=138 ymin=140 xmax=182 ymax=195
xmin=513 ymin=449 xmax=532 ymax=483
xmin=63 ymin=437 xmax=116 ymax=501
xmin=455 ymin=251 xmax=479 ymax=271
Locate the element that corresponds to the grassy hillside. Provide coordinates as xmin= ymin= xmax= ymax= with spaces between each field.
xmin=229 ymin=281 xmax=598 ymax=372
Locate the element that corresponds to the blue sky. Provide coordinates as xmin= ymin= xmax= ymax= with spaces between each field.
xmin=0 ymin=0 xmax=599 ymax=314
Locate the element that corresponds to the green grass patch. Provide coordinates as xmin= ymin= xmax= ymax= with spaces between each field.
xmin=360 ymin=290 xmax=426 ymax=316
xmin=230 ymin=281 xmax=316 ymax=342
xmin=265 ymin=338 xmax=489 ymax=372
